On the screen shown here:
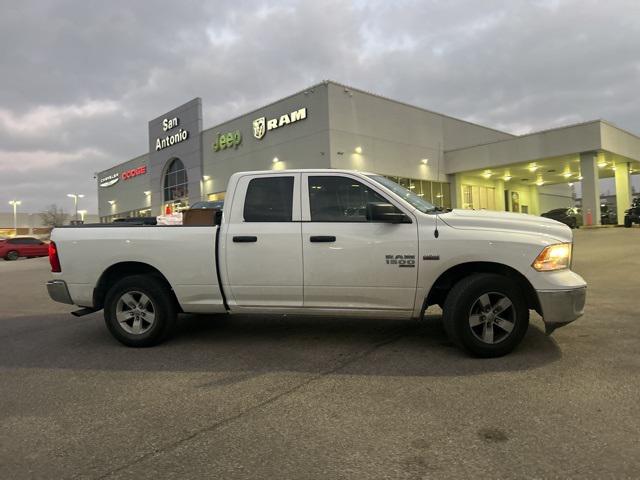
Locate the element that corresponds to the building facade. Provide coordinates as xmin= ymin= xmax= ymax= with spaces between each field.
xmin=97 ymin=81 xmax=640 ymax=225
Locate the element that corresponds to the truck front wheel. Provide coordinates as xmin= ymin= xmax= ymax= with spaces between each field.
xmin=443 ymin=273 xmax=529 ymax=358
xmin=104 ymin=275 xmax=177 ymax=347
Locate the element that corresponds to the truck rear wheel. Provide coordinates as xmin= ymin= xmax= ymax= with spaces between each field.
xmin=443 ymin=273 xmax=529 ymax=358
xmin=104 ymin=274 xmax=177 ymax=347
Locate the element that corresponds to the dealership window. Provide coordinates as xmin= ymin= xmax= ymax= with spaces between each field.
xmin=309 ymin=176 xmax=393 ymax=222
xmin=463 ymin=185 xmax=473 ymax=209
xmin=243 ymin=176 xmax=294 ymax=222
xmin=163 ymin=158 xmax=188 ymax=203
xmin=462 ymin=185 xmax=496 ymax=210
xmin=382 ymin=175 xmax=451 ymax=208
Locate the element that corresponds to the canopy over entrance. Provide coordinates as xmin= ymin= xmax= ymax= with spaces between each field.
xmin=445 ymin=120 xmax=640 ymax=224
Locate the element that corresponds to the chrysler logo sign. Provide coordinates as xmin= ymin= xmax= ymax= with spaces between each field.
xmin=99 ymin=173 xmax=119 ymax=188
xmin=252 ymin=107 xmax=307 ymax=140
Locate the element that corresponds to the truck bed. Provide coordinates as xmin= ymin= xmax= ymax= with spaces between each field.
xmin=52 ymin=225 xmax=225 ymax=314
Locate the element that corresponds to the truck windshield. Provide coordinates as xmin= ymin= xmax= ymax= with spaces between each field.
xmin=367 ymin=175 xmax=436 ymax=213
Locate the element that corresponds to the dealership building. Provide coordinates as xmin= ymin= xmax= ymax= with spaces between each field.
xmin=97 ymin=80 xmax=640 ymax=224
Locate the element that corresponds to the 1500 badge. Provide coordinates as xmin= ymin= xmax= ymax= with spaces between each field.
xmin=385 ymin=255 xmax=416 ymax=268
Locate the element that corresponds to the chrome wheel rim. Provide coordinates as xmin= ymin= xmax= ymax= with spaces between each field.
xmin=468 ymin=292 xmax=516 ymax=344
xmin=115 ymin=291 xmax=156 ymax=335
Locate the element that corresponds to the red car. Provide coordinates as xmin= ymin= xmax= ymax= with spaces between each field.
xmin=0 ymin=237 xmax=49 ymax=261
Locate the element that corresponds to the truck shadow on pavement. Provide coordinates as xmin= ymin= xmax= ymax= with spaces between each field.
xmin=0 ymin=312 xmax=562 ymax=377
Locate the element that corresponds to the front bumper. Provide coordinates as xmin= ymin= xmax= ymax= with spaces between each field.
xmin=537 ymin=286 xmax=587 ymax=334
xmin=46 ymin=280 xmax=74 ymax=305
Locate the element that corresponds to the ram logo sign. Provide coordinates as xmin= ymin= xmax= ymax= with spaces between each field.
xmin=253 ymin=117 xmax=266 ymax=140
xmin=252 ymin=107 xmax=307 ymax=140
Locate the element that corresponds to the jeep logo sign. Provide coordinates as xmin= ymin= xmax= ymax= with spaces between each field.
xmin=213 ymin=130 xmax=242 ymax=152
xmin=252 ymin=107 xmax=307 ymax=140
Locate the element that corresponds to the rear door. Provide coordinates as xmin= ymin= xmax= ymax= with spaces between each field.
xmin=222 ymin=173 xmax=303 ymax=307
xmin=301 ymin=173 xmax=419 ymax=311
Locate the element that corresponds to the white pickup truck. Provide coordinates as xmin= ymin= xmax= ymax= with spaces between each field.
xmin=47 ymin=169 xmax=586 ymax=357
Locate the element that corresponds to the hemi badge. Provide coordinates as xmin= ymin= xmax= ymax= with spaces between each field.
xmin=423 ymin=255 xmax=440 ymax=261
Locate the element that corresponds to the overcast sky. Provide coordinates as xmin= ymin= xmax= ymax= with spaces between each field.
xmin=1 ymin=0 xmax=639 ymax=213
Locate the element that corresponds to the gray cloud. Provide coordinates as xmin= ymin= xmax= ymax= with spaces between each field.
xmin=1 ymin=0 xmax=639 ymax=213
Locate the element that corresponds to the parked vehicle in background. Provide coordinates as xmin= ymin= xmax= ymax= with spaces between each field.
xmin=541 ymin=207 xmax=582 ymax=229
xmin=46 ymin=169 xmax=587 ymax=358
xmin=1 ymin=237 xmax=49 ymax=261
xmin=624 ymin=198 xmax=640 ymax=228
xmin=600 ymin=204 xmax=617 ymax=225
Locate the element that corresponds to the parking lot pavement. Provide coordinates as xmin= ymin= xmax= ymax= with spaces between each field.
xmin=0 ymin=229 xmax=639 ymax=479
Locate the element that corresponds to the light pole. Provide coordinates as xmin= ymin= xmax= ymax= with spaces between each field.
xmin=8 ymin=200 xmax=21 ymax=235
xmin=78 ymin=209 xmax=87 ymax=222
xmin=67 ymin=193 xmax=84 ymax=222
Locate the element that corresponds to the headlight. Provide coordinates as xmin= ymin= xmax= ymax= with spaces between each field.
xmin=532 ymin=243 xmax=572 ymax=271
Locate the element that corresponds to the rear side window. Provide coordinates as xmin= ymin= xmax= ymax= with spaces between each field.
xmin=244 ymin=176 xmax=294 ymax=222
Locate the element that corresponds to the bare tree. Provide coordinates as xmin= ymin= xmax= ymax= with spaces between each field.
xmin=39 ymin=204 xmax=68 ymax=228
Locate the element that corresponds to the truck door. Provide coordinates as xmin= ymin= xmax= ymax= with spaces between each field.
xmin=222 ymin=173 xmax=303 ymax=307
xmin=301 ymin=173 xmax=419 ymax=312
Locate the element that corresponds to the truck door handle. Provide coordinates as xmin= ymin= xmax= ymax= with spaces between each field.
xmin=310 ymin=235 xmax=336 ymax=243
xmin=233 ymin=236 xmax=257 ymax=243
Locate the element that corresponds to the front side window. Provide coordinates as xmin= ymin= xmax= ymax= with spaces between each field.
xmin=244 ymin=176 xmax=294 ymax=222
xmin=308 ymin=176 xmax=394 ymax=222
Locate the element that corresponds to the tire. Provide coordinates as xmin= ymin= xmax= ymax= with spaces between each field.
xmin=443 ymin=273 xmax=529 ymax=358
xmin=624 ymin=216 xmax=632 ymax=228
xmin=4 ymin=250 xmax=19 ymax=261
xmin=104 ymin=274 xmax=177 ymax=347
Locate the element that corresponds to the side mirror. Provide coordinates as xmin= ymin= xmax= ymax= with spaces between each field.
xmin=366 ymin=202 xmax=411 ymax=224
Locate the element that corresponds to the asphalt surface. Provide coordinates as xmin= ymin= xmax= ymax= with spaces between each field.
xmin=1 ymin=228 xmax=639 ymax=479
